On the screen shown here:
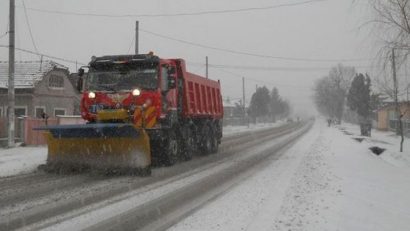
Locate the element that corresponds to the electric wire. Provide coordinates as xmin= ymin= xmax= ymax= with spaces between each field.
xmin=0 ymin=32 xmax=7 ymax=39
xmin=9 ymin=1 xmax=374 ymax=63
xmin=17 ymin=0 xmax=326 ymax=18
xmin=0 ymin=21 xmax=9 ymax=40
xmin=141 ymin=29 xmax=376 ymax=63
xmin=211 ymin=66 xmax=312 ymax=89
xmin=127 ymin=34 xmax=135 ymax=54
xmin=0 ymin=45 xmax=86 ymax=65
xmin=187 ymin=62 xmax=376 ymax=72
xmin=22 ymin=0 xmax=40 ymax=57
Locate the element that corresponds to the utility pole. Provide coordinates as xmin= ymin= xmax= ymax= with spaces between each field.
xmin=135 ymin=21 xmax=139 ymax=54
xmin=392 ymin=48 xmax=404 ymax=152
xmin=242 ymin=77 xmax=247 ymax=127
xmin=205 ymin=56 xmax=208 ymax=79
xmin=8 ymin=0 xmax=15 ymax=148
xmin=242 ymin=77 xmax=245 ymax=113
xmin=392 ymin=49 xmax=398 ymax=104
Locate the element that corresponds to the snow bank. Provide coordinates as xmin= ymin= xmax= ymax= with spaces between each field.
xmin=0 ymin=146 xmax=47 ymax=177
xmin=222 ymin=120 xmax=286 ymax=136
xmin=338 ymin=123 xmax=410 ymax=168
xmin=170 ymin=119 xmax=410 ymax=231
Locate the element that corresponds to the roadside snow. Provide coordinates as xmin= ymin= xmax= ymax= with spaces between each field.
xmin=169 ymin=119 xmax=410 ymax=231
xmin=222 ymin=121 xmax=286 ymax=136
xmin=0 ymin=122 xmax=286 ymax=178
xmin=338 ymin=123 xmax=410 ymax=168
xmin=0 ymin=146 xmax=46 ymax=177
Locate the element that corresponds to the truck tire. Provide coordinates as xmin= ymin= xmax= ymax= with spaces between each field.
xmin=162 ymin=129 xmax=179 ymax=166
xmin=210 ymin=125 xmax=219 ymax=154
xmin=181 ymin=127 xmax=194 ymax=161
xmin=200 ymin=125 xmax=213 ymax=155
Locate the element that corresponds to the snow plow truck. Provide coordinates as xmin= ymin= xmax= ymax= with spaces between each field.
xmin=37 ymin=53 xmax=223 ymax=175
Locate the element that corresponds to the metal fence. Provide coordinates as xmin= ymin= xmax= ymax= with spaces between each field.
xmin=389 ymin=119 xmax=410 ymax=137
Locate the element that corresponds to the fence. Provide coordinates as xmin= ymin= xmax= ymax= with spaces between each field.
xmin=0 ymin=116 xmax=86 ymax=146
xmin=389 ymin=119 xmax=410 ymax=137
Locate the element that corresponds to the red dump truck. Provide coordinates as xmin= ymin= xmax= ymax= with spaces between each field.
xmin=39 ymin=53 xmax=223 ymax=175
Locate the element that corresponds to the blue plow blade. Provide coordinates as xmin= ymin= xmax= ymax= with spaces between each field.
xmin=34 ymin=123 xmax=141 ymax=139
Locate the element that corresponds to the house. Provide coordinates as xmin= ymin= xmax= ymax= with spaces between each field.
xmin=0 ymin=60 xmax=78 ymax=119
xmin=377 ymin=101 xmax=410 ymax=135
xmin=223 ymin=98 xmax=248 ymax=126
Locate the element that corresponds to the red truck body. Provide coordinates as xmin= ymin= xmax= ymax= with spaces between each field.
xmin=77 ymin=54 xmax=223 ymax=166
xmin=182 ymin=69 xmax=223 ymax=119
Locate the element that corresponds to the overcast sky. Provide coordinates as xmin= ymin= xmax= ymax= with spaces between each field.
xmin=0 ymin=0 xmax=379 ymax=117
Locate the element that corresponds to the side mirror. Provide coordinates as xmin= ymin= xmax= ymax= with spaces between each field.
xmin=77 ymin=77 xmax=83 ymax=92
xmin=78 ymin=68 xmax=85 ymax=77
xmin=168 ymin=75 xmax=176 ymax=89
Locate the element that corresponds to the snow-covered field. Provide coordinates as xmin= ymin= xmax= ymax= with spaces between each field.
xmin=0 ymin=122 xmax=284 ymax=177
xmin=170 ymin=120 xmax=410 ymax=231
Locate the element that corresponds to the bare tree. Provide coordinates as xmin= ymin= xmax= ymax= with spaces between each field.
xmin=368 ymin=0 xmax=409 ymax=151
xmin=373 ymin=1 xmax=410 ymax=44
xmin=314 ymin=64 xmax=356 ymax=123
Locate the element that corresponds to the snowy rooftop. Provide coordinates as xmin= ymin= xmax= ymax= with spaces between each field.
xmin=223 ymin=98 xmax=248 ymax=108
xmin=0 ymin=60 xmax=68 ymax=89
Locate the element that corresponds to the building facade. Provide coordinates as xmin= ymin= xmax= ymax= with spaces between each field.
xmin=377 ymin=102 xmax=410 ymax=136
xmin=0 ymin=60 xmax=78 ymax=119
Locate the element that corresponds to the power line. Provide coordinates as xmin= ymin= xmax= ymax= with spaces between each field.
xmin=0 ymin=32 xmax=7 ymax=39
xmin=141 ymin=29 xmax=376 ymax=63
xmin=17 ymin=0 xmax=326 ymax=18
xmin=127 ymin=34 xmax=135 ymax=54
xmin=22 ymin=0 xmax=40 ymax=57
xmin=0 ymin=21 xmax=9 ymax=40
xmin=187 ymin=62 xmax=376 ymax=72
xmin=0 ymin=45 xmax=86 ymax=65
xmin=210 ymin=64 xmax=312 ymax=89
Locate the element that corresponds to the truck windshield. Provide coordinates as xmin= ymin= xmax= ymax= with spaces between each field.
xmin=86 ymin=68 xmax=158 ymax=92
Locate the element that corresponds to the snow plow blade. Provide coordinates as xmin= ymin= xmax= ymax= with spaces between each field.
xmin=36 ymin=123 xmax=151 ymax=175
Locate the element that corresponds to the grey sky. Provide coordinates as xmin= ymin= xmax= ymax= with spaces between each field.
xmin=0 ymin=0 xmax=376 ymax=116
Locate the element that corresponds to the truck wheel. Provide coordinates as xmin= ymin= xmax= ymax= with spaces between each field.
xmin=163 ymin=129 xmax=179 ymax=166
xmin=200 ymin=125 xmax=212 ymax=155
xmin=210 ymin=126 xmax=219 ymax=154
xmin=182 ymin=128 xmax=194 ymax=161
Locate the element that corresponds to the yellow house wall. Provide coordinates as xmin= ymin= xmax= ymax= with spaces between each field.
xmin=377 ymin=109 xmax=389 ymax=130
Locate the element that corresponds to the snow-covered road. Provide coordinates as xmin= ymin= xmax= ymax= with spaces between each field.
xmin=1 ymin=119 xmax=409 ymax=231
xmin=0 ymin=122 xmax=284 ymax=178
xmin=170 ymin=120 xmax=410 ymax=231
xmin=0 ymin=121 xmax=303 ymax=230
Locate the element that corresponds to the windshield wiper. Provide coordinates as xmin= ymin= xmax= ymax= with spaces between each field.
xmin=99 ymin=85 xmax=116 ymax=92
xmin=88 ymin=84 xmax=116 ymax=92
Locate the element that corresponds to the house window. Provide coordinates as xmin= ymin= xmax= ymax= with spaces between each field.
xmin=54 ymin=108 xmax=66 ymax=117
xmin=15 ymin=107 xmax=27 ymax=117
xmin=35 ymin=106 xmax=46 ymax=118
xmin=49 ymin=74 xmax=64 ymax=88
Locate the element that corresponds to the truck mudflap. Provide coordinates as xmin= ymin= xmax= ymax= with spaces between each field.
xmin=35 ymin=123 xmax=151 ymax=175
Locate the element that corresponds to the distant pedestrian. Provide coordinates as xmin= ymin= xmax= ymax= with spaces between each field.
xmin=41 ymin=112 xmax=49 ymax=125
xmin=327 ymin=118 xmax=332 ymax=127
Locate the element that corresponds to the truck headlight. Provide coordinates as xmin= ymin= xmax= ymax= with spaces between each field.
xmin=132 ymin=88 xmax=141 ymax=96
xmin=88 ymin=92 xmax=96 ymax=99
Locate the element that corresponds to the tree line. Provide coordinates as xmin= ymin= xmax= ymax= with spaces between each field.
xmin=247 ymin=86 xmax=290 ymax=122
xmin=313 ymin=64 xmax=382 ymax=136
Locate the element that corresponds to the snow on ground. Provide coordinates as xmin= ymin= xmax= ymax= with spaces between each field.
xmin=0 ymin=147 xmax=46 ymax=177
xmin=169 ymin=119 xmax=410 ymax=231
xmin=0 ymin=121 xmax=286 ymax=178
xmin=338 ymin=123 xmax=410 ymax=168
xmin=222 ymin=121 xmax=286 ymax=136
